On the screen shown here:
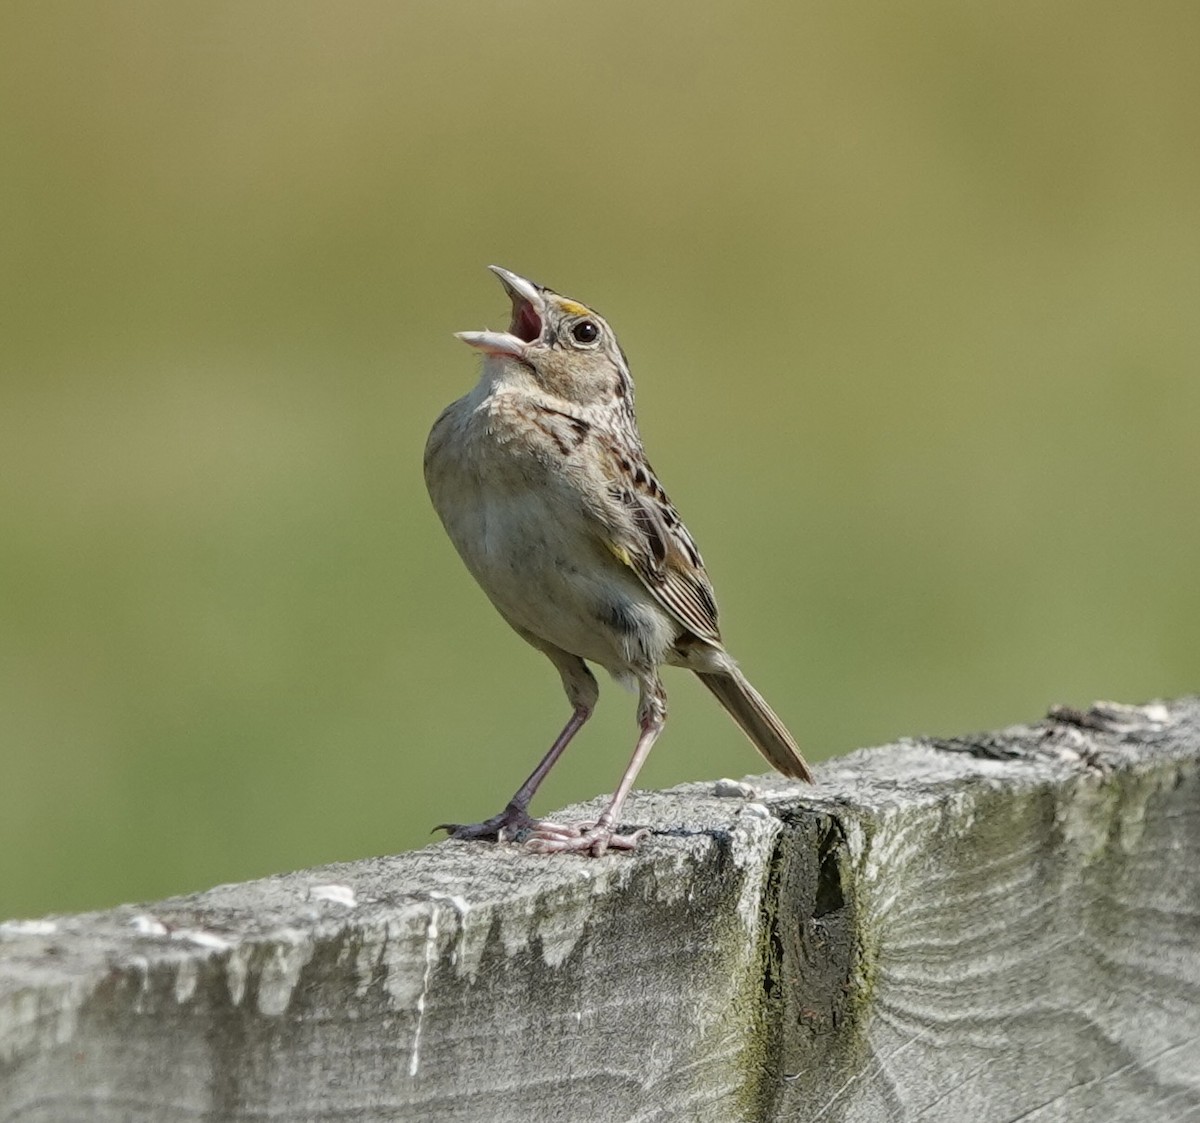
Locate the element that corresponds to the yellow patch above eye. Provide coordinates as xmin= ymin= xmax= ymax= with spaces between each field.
xmin=558 ymin=300 xmax=591 ymax=317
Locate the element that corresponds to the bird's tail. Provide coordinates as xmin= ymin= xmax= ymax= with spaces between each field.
xmin=695 ymin=668 xmax=815 ymax=782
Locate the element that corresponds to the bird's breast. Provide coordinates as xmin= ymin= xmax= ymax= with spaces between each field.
xmin=425 ymin=398 xmax=677 ymax=671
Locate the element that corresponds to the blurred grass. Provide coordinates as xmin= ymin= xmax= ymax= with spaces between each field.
xmin=1 ymin=0 xmax=1197 ymax=919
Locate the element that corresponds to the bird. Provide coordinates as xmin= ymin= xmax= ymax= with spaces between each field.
xmin=424 ymin=266 xmax=814 ymax=856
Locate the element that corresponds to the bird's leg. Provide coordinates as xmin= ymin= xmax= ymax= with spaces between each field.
xmin=437 ymin=651 xmax=599 ymax=843
xmin=527 ymin=676 xmax=666 ymax=856
xmin=436 ymin=704 xmax=592 ymax=841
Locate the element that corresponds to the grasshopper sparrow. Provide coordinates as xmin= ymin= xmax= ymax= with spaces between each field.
xmin=425 ymin=267 xmax=813 ymax=856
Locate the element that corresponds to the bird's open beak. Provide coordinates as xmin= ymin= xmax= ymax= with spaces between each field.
xmin=456 ymin=266 xmax=545 ymax=358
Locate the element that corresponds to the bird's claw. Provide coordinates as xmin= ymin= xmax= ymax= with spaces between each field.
xmin=434 ymin=807 xmax=540 ymax=842
xmin=524 ymin=820 xmax=650 ymax=857
xmin=436 ymin=812 xmax=649 ymax=856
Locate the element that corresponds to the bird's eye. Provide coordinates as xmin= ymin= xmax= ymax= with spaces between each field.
xmin=571 ymin=320 xmax=600 ymax=345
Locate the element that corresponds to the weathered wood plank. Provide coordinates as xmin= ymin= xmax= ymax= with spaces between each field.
xmin=2 ymin=698 xmax=1198 ymax=1122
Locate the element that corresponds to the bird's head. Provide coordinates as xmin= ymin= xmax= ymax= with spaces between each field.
xmin=457 ymin=266 xmax=631 ymax=408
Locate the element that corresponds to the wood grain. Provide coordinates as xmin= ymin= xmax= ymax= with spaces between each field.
xmin=2 ymin=698 xmax=1197 ymax=1122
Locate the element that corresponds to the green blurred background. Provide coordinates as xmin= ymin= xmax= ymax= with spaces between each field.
xmin=2 ymin=2 xmax=1197 ymax=920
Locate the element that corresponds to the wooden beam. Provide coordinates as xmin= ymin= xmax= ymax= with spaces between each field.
xmin=2 ymin=698 xmax=1198 ymax=1121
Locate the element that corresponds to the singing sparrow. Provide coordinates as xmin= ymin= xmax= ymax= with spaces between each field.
xmin=425 ymin=267 xmax=813 ymax=856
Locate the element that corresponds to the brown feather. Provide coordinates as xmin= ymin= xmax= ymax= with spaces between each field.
xmin=695 ymin=667 xmax=814 ymax=782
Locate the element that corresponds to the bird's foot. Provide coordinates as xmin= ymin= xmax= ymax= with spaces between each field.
xmin=435 ymin=805 xmax=542 ymax=843
xmin=524 ymin=819 xmax=650 ymax=857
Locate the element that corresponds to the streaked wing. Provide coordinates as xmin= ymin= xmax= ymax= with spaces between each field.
xmin=597 ymin=448 xmax=722 ymax=645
